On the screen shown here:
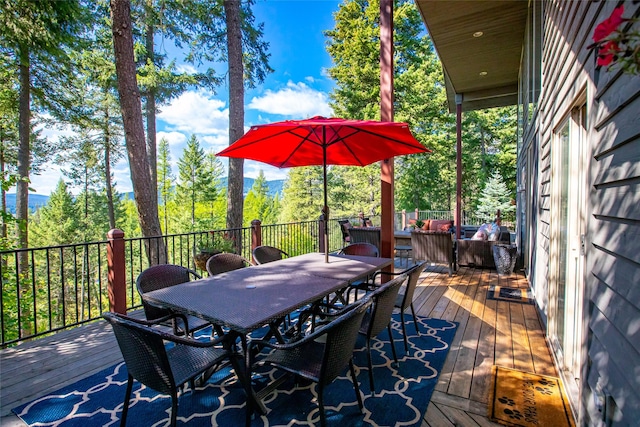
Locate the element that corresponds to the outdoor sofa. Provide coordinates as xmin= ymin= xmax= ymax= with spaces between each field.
xmin=410 ymin=219 xmax=455 ymax=276
xmin=456 ymin=225 xmax=511 ymax=269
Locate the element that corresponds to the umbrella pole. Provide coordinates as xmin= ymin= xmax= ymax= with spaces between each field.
xmin=323 ymin=136 xmax=329 ymax=263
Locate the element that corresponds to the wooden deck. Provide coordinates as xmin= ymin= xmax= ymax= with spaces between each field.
xmin=0 ymin=261 xmax=556 ymax=426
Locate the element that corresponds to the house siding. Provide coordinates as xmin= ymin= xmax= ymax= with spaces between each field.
xmin=519 ymin=0 xmax=640 ymax=425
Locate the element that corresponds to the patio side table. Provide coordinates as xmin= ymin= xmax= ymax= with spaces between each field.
xmin=492 ymin=244 xmax=517 ymax=275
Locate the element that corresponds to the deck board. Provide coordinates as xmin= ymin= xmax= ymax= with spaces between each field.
xmin=0 ymin=262 xmax=559 ymax=426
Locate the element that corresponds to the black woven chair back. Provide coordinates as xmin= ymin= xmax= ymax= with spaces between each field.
xmin=252 ymin=245 xmax=289 ymax=265
xmin=319 ymin=297 xmax=372 ymax=385
xmin=136 ymin=264 xmax=200 ymax=321
xmin=206 ymin=252 xmax=249 ymax=276
xmin=398 ymin=261 xmax=427 ymax=310
xmin=338 ymin=242 xmax=379 ymax=257
xmin=103 ymin=312 xmax=175 ymax=395
xmin=362 ymin=273 xmax=406 ymax=339
xmin=337 ymin=219 xmax=352 ymax=244
xmin=347 ymin=228 xmax=380 ymax=252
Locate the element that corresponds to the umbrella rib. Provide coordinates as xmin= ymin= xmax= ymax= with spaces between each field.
xmin=220 ymin=127 xmax=295 ymax=153
xmin=342 ymin=125 xmax=426 ymax=149
xmin=278 ymin=128 xmax=322 ymax=167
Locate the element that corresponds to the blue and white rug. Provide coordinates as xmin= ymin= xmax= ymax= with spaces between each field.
xmin=13 ymin=315 xmax=457 ymax=426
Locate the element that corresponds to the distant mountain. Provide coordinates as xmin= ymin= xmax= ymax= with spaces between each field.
xmin=5 ymin=178 xmax=285 ymax=213
xmin=219 ymin=177 xmax=285 ymax=197
xmin=4 ymin=194 xmax=49 ymax=213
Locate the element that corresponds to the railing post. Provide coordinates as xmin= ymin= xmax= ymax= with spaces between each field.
xmin=318 ymin=214 xmax=326 ymax=254
xmin=415 ymin=208 xmax=419 ymax=221
xmin=401 ymin=209 xmax=406 ymax=229
xmin=107 ymin=228 xmax=126 ymax=314
xmin=251 ymin=219 xmax=262 ymax=264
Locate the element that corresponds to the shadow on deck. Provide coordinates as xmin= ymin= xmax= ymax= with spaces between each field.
xmin=0 ymin=260 xmax=555 ymax=426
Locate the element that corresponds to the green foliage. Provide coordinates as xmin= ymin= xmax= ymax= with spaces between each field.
xmin=176 ymin=135 xmax=218 ymax=229
xmin=324 ymin=0 xmax=517 ymax=215
xmin=279 ymin=167 xmax=325 ymax=222
xmin=30 ymin=180 xmax=79 ymax=246
xmin=157 ymin=137 xmax=174 ymax=233
xmin=244 ymin=170 xmax=279 ymax=225
xmin=476 ymin=171 xmax=516 ymax=223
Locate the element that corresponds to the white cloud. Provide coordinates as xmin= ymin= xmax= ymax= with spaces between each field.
xmin=158 ymin=91 xmax=229 ymax=136
xmin=29 ymin=165 xmax=66 ymax=196
xmin=248 ymin=81 xmax=333 ymax=118
xmin=243 ymin=162 xmax=289 ymax=181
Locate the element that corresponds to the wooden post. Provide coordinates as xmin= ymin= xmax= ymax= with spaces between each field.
xmin=251 ymin=219 xmax=262 ymax=264
xmin=415 ymin=208 xmax=419 ymax=221
xmin=455 ymin=94 xmax=463 ymax=240
xmin=402 ymin=209 xmax=406 ymax=230
xmin=107 ymin=228 xmax=126 ymax=314
xmin=380 ymin=0 xmax=394 ymax=277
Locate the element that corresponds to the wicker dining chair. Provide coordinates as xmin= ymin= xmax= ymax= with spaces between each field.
xmin=338 ymin=242 xmax=379 ymax=257
xmin=338 ymin=243 xmax=380 ymax=303
xmin=346 ymin=262 xmax=427 ymax=352
xmin=136 ymin=264 xmax=211 ymax=335
xmin=347 ymin=228 xmax=381 ymax=253
xmin=206 ymin=252 xmax=250 ymax=276
xmin=357 ymin=273 xmax=406 ymax=392
xmin=252 ymin=245 xmax=289 ymax=265
xmin=337 ymin=219 xmax=352 ymax=247
xmin=102 ymin=312 xmax=242 ymax=427
xmin=248 ymin=297 xmax=372 ymax=427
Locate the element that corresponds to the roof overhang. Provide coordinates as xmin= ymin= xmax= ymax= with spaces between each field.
xmin=415 ymin=0 xmax=528 ymax=112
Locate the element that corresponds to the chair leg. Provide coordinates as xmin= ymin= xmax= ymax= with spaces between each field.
xmin=387 ymin=324 xmax=398 ymax=364
xmin=170 ymin=391 xmax=178 ymax=427
xmin=410 ymin=303 xmax=421 ymax=336
xmin=318 ymin=383 xmax=326 ymax=427
xmin=349 ymin=359 xmax=364 ymax=411
xmin=399 ymin=310 xmax=409 ymax=352
xmin=366 ymin=340 xmax=375 ymax=393
xmin=120 ymin=375 xmax=134 ymax=427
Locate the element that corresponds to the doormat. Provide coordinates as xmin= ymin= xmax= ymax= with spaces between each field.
xmin=488 ymin=286 xmax=533 ymax=304
xmin=488 ymin=366 xmax=575 ymax=427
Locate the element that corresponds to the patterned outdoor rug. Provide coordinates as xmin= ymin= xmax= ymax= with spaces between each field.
xmin=487 ymin=286 xmax=533 ymax=304
xmin=13 ymin=315 xmax=457 ymax=426
xmin=488 ymin=366 xmax=575 ymax=427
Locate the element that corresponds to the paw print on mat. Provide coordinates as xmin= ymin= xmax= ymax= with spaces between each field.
xmin=504 ymin=408 xmax=524 ymax=420
xmin=537 ymin=378 xmax=556 ymax=388
xmin=498 ymin=396 xmax=516 ymax=406
xmin=535 ymin=386 xmax=553 ymax=395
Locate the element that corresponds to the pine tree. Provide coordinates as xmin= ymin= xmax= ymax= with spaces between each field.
xmin=157 ymin=138 xmax=174 ymax=234
xmin=30 ymin=180 xmax=79 ymax=246
xmin=244 ymin=170 xmax=278 ymax=225
xmin=279 ymin=167 xmax=325 ymax=222
xmin=176 ymin=135 xmax=213 ymax=229
xmin=476 ymin=171 xmax=515 ymax=223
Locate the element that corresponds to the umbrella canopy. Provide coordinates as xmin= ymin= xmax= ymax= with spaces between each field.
xmin=216 ymin=116 xmax=430 ymax=261
xmin=216 ymin=116 xmax=428 ymax=168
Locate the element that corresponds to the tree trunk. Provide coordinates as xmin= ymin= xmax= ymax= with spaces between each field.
xmin=17 ymin=45 xmax=32 ymax=336
xmin=111 ymin=0 xmax=166 ymax=264
xmin=145 ymin=4 xmax=158 ymax=208
xmin=224 ymin=0 xmax=244 ymax=252
xmin=1 ymin=146 xmax=6 ymax=242
xmin=104 ymin=107 xmax=116 ymax=229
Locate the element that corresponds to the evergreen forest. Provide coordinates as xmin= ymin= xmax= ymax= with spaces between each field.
xmin=1 ymin=0 xmax=516 ymax=252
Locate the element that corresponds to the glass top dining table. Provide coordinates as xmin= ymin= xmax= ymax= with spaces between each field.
xmin=143 ymin=252 xmax=393 ymax=335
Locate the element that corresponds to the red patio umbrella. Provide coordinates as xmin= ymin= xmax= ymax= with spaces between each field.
xmin=216 ymin=116 xmax=430 ymax=262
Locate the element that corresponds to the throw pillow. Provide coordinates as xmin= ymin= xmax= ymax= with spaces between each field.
xmin=429 ymin=219 xmax=453 ymax=232
xmin=421 ymin=219 xmax=431 ymax=230
xmin=472 ymin=229 xmax=488 ymax=240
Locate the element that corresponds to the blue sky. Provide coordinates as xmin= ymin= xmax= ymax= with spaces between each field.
xmin=33 ymin=0 xmax=342 ymax=196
